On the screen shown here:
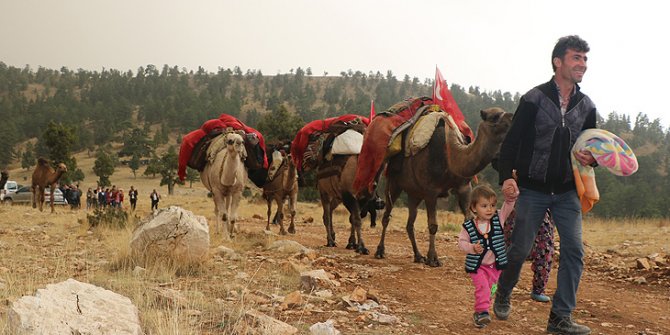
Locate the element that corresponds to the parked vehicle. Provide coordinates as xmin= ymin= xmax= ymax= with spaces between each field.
xmin=2 ymin=186 xmax=68 ymax=205
xmin=0 ymin=180 xmax=18 ymax=201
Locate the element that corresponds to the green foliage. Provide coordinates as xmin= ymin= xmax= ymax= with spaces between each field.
xmin=87 ymin=206 xmax=128 ymax=228
xmin=256 ymin=105 xmax=304 ymax=143
xmin=185 ymin=167 xmax=200 ymax=188
xmin=158 ymin=146 xmax=181 ymax=195
xmin=93 ymin=149 xmax=117 ymax=187
xmin=21 ymin=142 xmax=35 ymax=170
xmin=1 ymin=62 xmax=669 ymax=217
xmin=128 ymin=154 xmax=141 ymax=178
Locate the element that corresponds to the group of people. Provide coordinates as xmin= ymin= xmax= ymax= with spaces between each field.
xmin=84 ymin=186 xmax=155 ymax=212
xmin=457 ymin=35 xmax=596 ymax=335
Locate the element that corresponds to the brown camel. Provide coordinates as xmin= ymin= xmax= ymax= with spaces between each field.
xmin=0 ymin=170 xmax=8 ymax=191
xmin=375 ymin=108 xmax=512 ymax=266
xmin=304 ymin=132 xmax=369 ymax=255
xmin=262 ymin=149 xmax=298 ymax=235
xmin=31 ymin=158 xmax=68 ymax=213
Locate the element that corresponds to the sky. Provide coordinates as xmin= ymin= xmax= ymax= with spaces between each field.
xmin=2 ymin=0 xmax=668 ymax=127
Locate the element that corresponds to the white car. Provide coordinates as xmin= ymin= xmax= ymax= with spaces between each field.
xmin=2 ymin=186 xmax=68 ymax=205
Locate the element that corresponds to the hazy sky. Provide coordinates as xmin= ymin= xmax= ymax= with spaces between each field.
xmin=2 ymin=0 xmax=668 ymax=127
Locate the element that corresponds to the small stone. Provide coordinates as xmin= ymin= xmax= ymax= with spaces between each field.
xmin=281 ymin=291 xmax=303 ymax=310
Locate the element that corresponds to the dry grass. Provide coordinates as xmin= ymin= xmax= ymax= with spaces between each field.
xmin=1 ymin=155 xmax=668 ymax=333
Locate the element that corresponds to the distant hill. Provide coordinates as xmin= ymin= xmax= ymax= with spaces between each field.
xmin=1 ymin=62 xmax=668 ymax=217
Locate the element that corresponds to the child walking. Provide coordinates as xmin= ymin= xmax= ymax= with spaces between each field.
xmin=458 ymin=185 xmax=517 ymax=328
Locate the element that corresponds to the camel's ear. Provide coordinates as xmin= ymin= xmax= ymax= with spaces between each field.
xmin=480 ymin=109 xmax=501 ymax=123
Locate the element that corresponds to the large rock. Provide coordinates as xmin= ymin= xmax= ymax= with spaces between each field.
xmin=8 ymin=278 xmax=141 ymax=335
xmin=130 ymin=206 xmax=210 ymax=263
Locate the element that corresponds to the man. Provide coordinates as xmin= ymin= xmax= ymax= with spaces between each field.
xmin=493 ymin=35 xmax=597 ymax=335
xmin=128 ymin=186 xmax=138 ymax=211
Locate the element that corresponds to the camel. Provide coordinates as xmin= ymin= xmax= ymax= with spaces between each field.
xmin=304 ymin=133 xmax=369 ymax=255
xmin=375 ymin=108 xmax=512 ymax=266
xmin=0 ymin=170 xmax=8 ymax=191
xmin=201 ymin=131 xmax=248 ymax=238
xmin=31 ymin=158 xmax=68 ymax=213
xmin=262 ymin=148 xmax=298 ymax=235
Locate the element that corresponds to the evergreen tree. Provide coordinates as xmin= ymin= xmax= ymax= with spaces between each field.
xmin=256 ymin=105 xmax=304 ymax=143
xmin=21 ymin=142 xmax=36 ymax=170
xmin=158 ymin=146 xmax=181 ymax=195
xmin=93 ymin=149 xmax=116 ymax=187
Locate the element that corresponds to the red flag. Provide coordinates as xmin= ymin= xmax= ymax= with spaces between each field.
xmin=369 ymin=100 xmax=376 ymax=120
xmin=433 ymin=66 xmax=474 ymax=141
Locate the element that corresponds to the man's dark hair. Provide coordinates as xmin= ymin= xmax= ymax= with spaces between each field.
xmin=551 ymin=35 xmax=590 ymax=71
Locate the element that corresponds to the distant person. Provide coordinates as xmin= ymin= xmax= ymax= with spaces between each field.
xmin=116 ymin=189 xmax=124 ymax=209
xmin=494 ymin=35 xmax=597 ymax=335
xmin=128 ymin=186 xmax=138 ymax=211
xmin=86 ymin=188 xmax=94 ymax=210
xmin=458 ymin=185 xmax=517 ymax=328
xmin=98 ymin=188 xmax=106 ymax=208
xmin=150 ymin=189 xmax=161 ymax=211
xmin=105 ymin=188 xmax=112 ymax=207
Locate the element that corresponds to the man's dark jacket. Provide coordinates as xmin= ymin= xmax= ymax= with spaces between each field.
xmin=498 ymin=78 xmax=597 ymax=194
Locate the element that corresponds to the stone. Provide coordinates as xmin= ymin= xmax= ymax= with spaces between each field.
xmin=152 ymin=287 xmax=188 ymax=307
xmin=245 ymin=309 xmax=298 ymax=335
xmin=636 ymin=258 xmax=651 ymax=270
xmin=309 ymin=319 xmax=341 ymax=335
xmin=8 ymin=278 xmax=141 ymax=335
xmin=130 ymin=206 xmax=210 ymax=264
xmin=350 ymin=287 xmax=367 ymax=303
xmin=301 ymin=269 xmax=337 ymax=291
xmin=281 ymin=291 xmax=303 ymax=310
xmin=372 ymin=312 xmax=398 ymax=325
xmin=215 ymin=246 xmax=242 ymax=260
xmin=267 ymin=240 xmax=311 ymax=254
xmin=633 ymin=276 xmax=647 ymax=285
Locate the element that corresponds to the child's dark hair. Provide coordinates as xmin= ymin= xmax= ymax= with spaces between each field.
xmin=469 ymin=185 xmax=497 ymax=213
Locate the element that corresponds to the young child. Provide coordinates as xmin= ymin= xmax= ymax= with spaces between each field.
xmin=458 ymin=184 xmax=516 ymax=328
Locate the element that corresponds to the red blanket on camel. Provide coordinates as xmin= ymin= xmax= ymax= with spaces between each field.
xmin=290 ymin=114 xmax=370 ymax=172
xmin=178 ymin=114 xmax=268 ymax=181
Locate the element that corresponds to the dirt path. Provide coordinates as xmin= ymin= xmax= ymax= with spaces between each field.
xmin=263 ymin=214 xmax=669 ymax=335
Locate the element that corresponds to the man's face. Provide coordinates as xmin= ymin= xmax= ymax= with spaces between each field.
xmin=555 ymin=48 xmax=588 ymax=84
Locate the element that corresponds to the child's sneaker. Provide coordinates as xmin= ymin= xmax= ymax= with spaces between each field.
xmin=531 ymin=292 xmax=551 ymax=302
xmin=473 ymin=311 xmax=491 ymax=328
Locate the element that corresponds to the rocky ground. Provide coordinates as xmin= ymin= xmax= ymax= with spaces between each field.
xmin=0 ymin=200 xmax=668 ymax=335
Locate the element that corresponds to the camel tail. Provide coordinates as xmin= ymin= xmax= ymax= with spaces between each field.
xmin=427 ymin=119 xmax=446 ymax=182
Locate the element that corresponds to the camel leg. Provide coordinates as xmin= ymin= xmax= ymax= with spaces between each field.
xmin=222 ymin=194 xmax=232 ymax=239
xmin=287 ymin=190 xmax=297 ymax=234
xmin=265 ymin=197 xmax=272 ymax=231
xmin=32 ymin=186 xmax=37 ymax=209
xmin=212 ymin=192 xmax=226 ymax=236
xmin=424 ymin=197 xmax=442 ymax=267
xmin=343 ymin=192 xmax=368 ymax=255
xmin=320 ymin=192 xmax=336 ymax=247
xmin=49 ymin=187 xmax=55 ymax=213
xmin=369 ymin=204 xmax=377 ymax=228
xmin=375 ymin=181 xmax=402 ymax=259
xmin=276 ymin=196 xmax=287 ymax=235
xmin=455 ymin=181 xmax=472 ymax=218
xmin=229 ymin=191 xmax=242 ymax=238
xmin=405 ymin=195 xmax=425 ymax=263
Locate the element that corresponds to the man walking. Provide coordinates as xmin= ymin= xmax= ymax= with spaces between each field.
xmin=493 ymin=35 xmax=597 ymax=335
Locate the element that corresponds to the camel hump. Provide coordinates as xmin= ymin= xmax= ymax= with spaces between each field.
xmin=37 ymin=157 xmax=50 ymax=167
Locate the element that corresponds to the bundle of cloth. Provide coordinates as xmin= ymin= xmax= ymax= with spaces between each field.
xmin=291 ymin=114 xmax=370 ymax=171
xmin=352 ymin=96 xmax=473 ymax=196
xmin=571 ymin=128 xmax=638 ymax=213
xmin=178 ymin=114 xmax=268 ymax=182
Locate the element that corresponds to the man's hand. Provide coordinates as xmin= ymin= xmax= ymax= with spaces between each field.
xmin=574 ymin=149 xmax=596 ymax=167
xmin=502 ymin=178 xmax=519 ymax=201
xmin=472 ymin=242 xmax=484 ymax=254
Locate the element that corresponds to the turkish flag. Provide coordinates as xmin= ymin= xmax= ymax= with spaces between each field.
xmin=433 ymin=67 xmax=474 ymax=141
xmin=370 ymin=100 xmax=376 ymax=120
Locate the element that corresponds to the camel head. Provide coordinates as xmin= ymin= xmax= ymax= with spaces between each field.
xmin=56 ymin=163 xmax=68 ymax=173
xmin=224 ymin=132 xmax=247 ymax=160
xmin=438 ymin=107 xmax=512 ymax=179
xmin=475 ymin=107 xmax=513 ymax=145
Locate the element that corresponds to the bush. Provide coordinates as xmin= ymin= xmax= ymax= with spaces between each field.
xmin=87 ymin=206 xmax=129 ymax=228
